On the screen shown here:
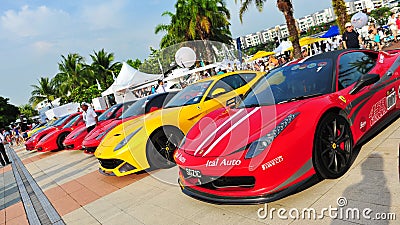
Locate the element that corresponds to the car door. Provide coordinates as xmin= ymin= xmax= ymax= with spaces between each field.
xmin=338 ymin=51 xmax=395 ymax=139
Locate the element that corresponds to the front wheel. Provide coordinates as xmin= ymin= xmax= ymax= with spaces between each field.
xmin=56 ymin=132 xmax=69 ymax=150
xmin=146 ymin=127 xmax=184 ymax=169
xmin=313 ymin=113 xmax=354 ymax=179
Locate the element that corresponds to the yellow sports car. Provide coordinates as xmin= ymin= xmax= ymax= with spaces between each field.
xmin=95 ymin=71 xmax=264 ymax=176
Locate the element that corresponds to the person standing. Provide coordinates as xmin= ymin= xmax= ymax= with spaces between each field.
xmin=155 ymin=80 xmax=166 ymax=93
xmin=0 ymin=129 xmax=11 ymax=167
xmin=388 ymin=13 xmax=398 ymax=42
xmin=81 ymin=102 xmax=98 ymax=133
xmin=342 ymin=22 xmax=362 ymax=49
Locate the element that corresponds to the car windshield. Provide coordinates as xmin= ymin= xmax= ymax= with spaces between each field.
xmin=119 ymin=98 xmax=147 ymax=119
xmin=52 ymin=115 xmax=70 ymax=126
xmin=63 ymin=115 xmax=81 ymax=128
xmin=165 ymin=80 xmax=213 ymax=108
xmin=98 ymin=104 xmax=122 ymax=121
xmin=239 ymin=59 xmax=333 ymax=107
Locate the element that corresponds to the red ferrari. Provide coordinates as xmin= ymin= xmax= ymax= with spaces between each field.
xmin=35 ymin=110 xmax=103 ymax=152
xmin=82 ymin=91 xmax=177 ymax=153
xmin=63 ymin=102 xmax=134 ymax=151
xmin=25 ymin=114 xmax=75 ymax=151
xmin=176 ymin=49 xmax=400 ymax=204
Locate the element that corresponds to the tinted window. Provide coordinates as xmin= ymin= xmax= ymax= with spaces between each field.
xmin=207 ymin=74 xmax=246 ymax=98
xmin=165 ymin=81 xmax=212 ymax=108
xmin=338 ymin=52 xmax=376 ymax=89
xmin=239 ymin=73 xmax=257 ymax=83
xmin=145 ymin=94 xmax=167 ymax=113
xmin=240 ymin=59 xmax=333 ymax=107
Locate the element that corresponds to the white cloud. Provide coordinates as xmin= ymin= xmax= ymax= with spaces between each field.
xmin=80 ymin=0 xmax=127 ymax=30
xmin=32 ymin=41 xmax=55 ymax=53
xmin=1 ymin=5 xmax=70 ymax=38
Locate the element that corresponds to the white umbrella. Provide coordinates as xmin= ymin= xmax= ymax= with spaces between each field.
xmin=351 ymin=12 xmax=368 ymax=29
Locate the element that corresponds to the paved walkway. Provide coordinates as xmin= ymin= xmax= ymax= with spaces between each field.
xmin=0 ymin=118 xmax=399 ymax=225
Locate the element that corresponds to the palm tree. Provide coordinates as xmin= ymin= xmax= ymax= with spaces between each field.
xmin=331 ymin=0 xmax=349 ymax=34
xmin=29 ymin=77 xmax=56 ymax=107
xmin=53 ymin=53 xmax=89 ymax=101
xmin=237 ymin=0 xmax=301 ymax=58
xmin=155 ymin=0 xmax=232 ymax=48
xmin=89 ymin=49 xmax=120 ymax=88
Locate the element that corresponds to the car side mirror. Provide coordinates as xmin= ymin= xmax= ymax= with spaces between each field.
xmin=149 ymin=106 xmax=159 ymax=113
xmin=211 ymin=88 xmax=226 ymax=97
xmin=349 ymin=74 xmax=380 ymax=95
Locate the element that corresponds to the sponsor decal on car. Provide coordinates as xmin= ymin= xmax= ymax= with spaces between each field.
xmin=359 ymin=117 xmax=367 ymax=132
xmin=369 ymin=97 xmax=387 ymax=126
xmin=386 ymin=88 xmax=396 ymax=111
xmin=175 ymin=152 xmax=186 ymax=164
xmin=205 ymin=159 xmax=241 ymax=167
xmin=261 ymin=156 xmax=284 ymax=171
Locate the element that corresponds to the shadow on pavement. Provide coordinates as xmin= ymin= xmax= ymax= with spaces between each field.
xmin=332 ymin=154 xmax=391 ymax=225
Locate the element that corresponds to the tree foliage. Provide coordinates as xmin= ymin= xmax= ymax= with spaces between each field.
xmin=237 ymin=0 xmax=301 ymax=58
xmin=0 ymin=97 xmax=20 ymax=128
xmin=30 ymin=49 xmax=131 ymax=106
xmin=369 ymin=7 xmax=391 ymax=26
xmin=19 ymin=104 xmax=38 ymax=119
xmin=331 ymin=0 xmax=348 ymax=34
xmin=29 ymin=77 xmax=56 ymax=107
xmin=155 ymin=0 xmax=232 ymax=48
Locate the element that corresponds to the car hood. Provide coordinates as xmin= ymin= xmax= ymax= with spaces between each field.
xmin=99 ymin=107 xmax=180 ymax=148
xmin=182 ymin=101 xmax=307 ymax=158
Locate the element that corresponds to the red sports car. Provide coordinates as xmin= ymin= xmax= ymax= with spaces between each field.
xmin=176 ymin=49 xmax=400 ymax=204
xmin=35 ymin=113 xmax=83 ymax=152
xmin=82 ymin=91 xmax=177 ymax=153
xmin=25 ymin=114 xmax=74 ymax=151
xmin=63 ymin=102 xmax=134 ymax=151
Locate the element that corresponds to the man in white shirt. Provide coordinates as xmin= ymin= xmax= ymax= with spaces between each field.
xmin=156 ymin=80 xmax=166 ymax=93
xmin=388 ymin=13 xmax=398 ymax=42
xmin=0 ymin=129 xmax=11 ymax=166
xmin=81 ymin=103 xmax=98 ymax=133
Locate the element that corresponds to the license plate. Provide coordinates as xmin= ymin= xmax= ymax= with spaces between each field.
xmin=185 ymin=168 xmax=202 ymax=178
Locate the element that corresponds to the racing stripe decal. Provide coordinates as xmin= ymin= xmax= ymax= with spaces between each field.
xmin=194 ymin=108 xmax=245 ymax=156
xmin=267 ymin=158 xmax=313 ymax=194
xmin=202 ymin=107 xmax=261 ymax=157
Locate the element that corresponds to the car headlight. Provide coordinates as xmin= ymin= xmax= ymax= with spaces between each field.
xmin=114 ymin=127 xmax=142 ymax=151
xmin=96 ymin=125 xmax=118 ymax=140
xmin=245 ymin=113 xmax=299 ymax=159
xmin=178 ymin=136 xmax=187 ymax=149
xmin=73 ymin=129 xmax=85 ymax=138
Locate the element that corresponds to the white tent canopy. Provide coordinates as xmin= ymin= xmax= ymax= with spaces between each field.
xmin=101 ymin=62 xmax=162 ymax=97
xmin=273 ymin=40 xmax=292 ymax=55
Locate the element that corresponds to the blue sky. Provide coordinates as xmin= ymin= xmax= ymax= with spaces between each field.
xmin=0 ymin=0 xmax=332 ymax=106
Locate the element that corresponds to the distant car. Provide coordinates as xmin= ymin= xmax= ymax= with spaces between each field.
xmin=35 ymin=110 xmax=103 ymax=152
xmin=82 ymin=92 xmax=178 ymax=154
xmin=63 ymin=102 xmax=135 ymax=151
xmin=25 ymin=115 xmax=73 ymax=151
xmin=95 ymin=71 xmax=264 ymax=176
xmin=176 ymin=49 xmax=400 ymax=204
xmin=27 ymin=122 xmax=48 ymax=138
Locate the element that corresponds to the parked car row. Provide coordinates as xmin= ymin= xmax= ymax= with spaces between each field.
xmin=25 ymin=49 xmax=400 ymax=204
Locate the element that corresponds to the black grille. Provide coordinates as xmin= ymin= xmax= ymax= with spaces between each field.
xmin=180 ymin=168 xmax=255 ymax=189
xmin=98 ymin=159 xmax=124 ymax=169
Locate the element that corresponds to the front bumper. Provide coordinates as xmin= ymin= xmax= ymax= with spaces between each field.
xmin=178 ymin=175 xmax=319 ymax=204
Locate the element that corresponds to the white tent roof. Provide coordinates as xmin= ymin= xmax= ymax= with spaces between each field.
xmin=273 ymin=41 xmax=292 ymax=54
xmin=102 ymin=62 xmax=162 ymax=96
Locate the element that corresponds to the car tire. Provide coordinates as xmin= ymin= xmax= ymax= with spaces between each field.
xmin=146 ymin=127 xmax=184 ymax=169
xmin=313 ymin=112 xmax=354 ymax=179
xmin=56 ymin=132 xmax=69 ymax=150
